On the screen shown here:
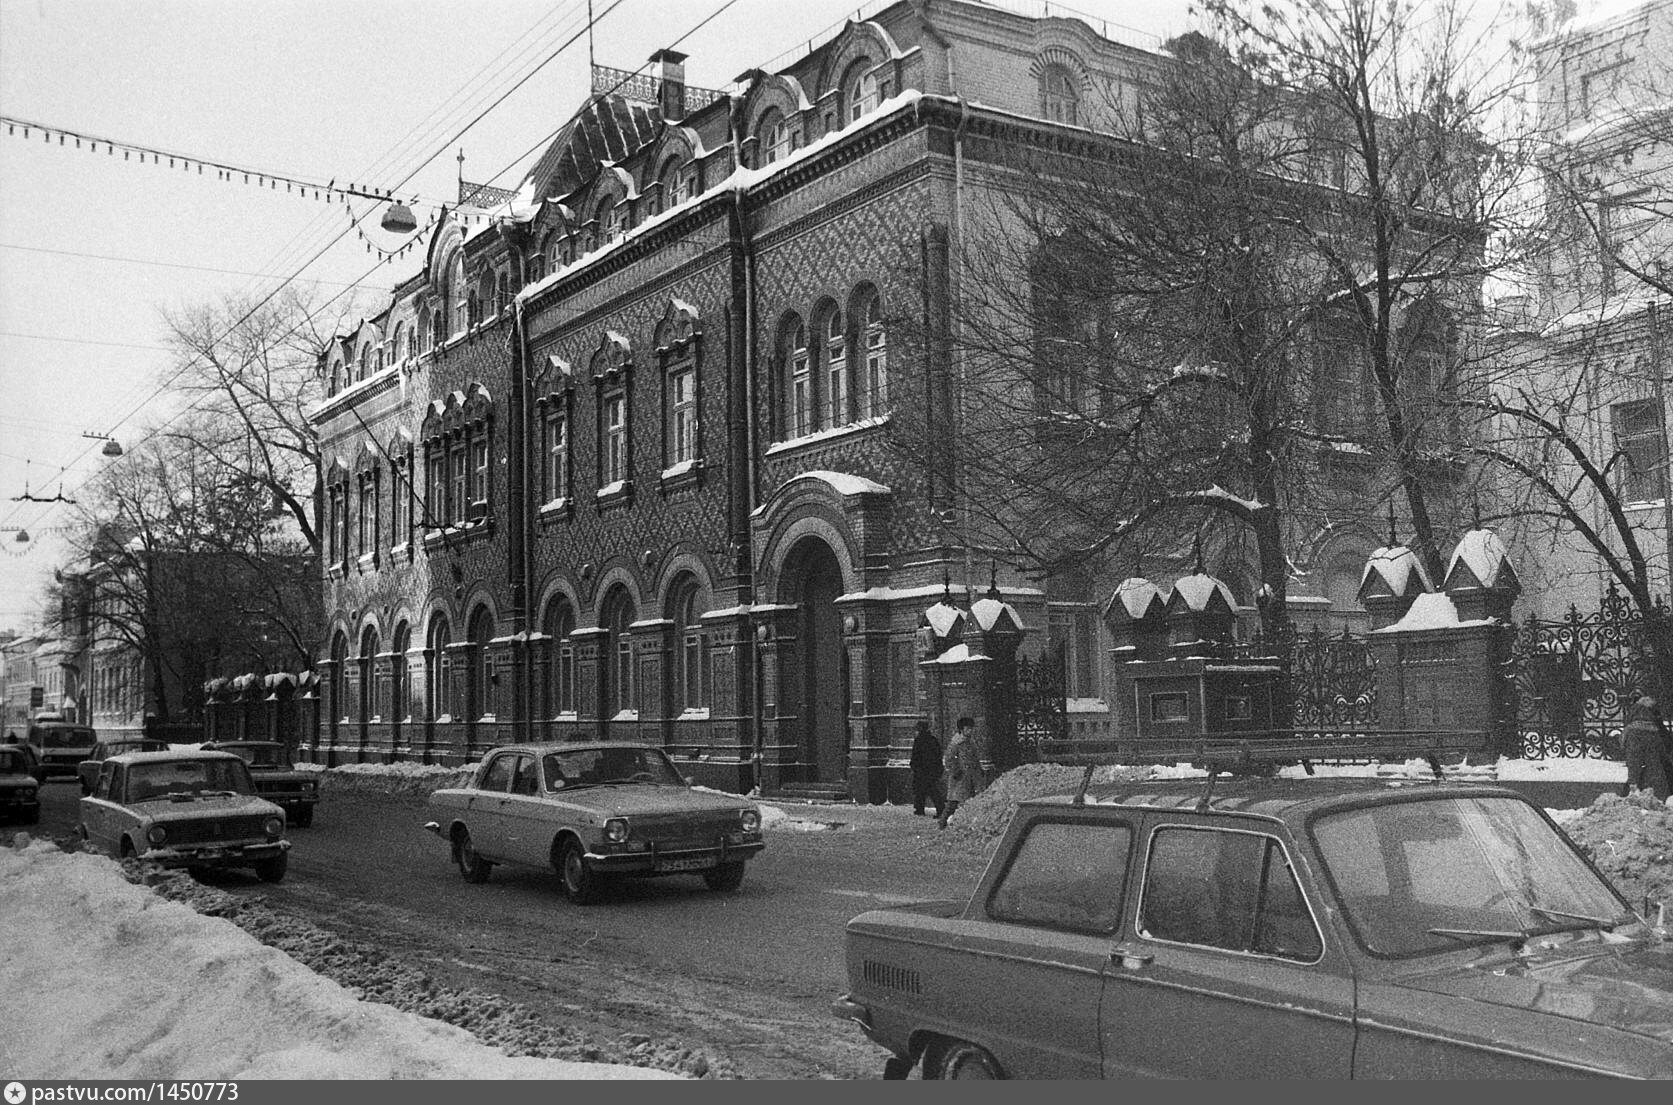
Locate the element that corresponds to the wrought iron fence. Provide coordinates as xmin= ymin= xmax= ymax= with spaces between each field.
xmin=1015 ymin=647 xmax=1067 ymax=762
xmin=1508 ymin=583 xmax=1668 ymax=760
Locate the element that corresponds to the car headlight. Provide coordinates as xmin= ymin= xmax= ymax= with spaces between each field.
xmin=146 ymin=825 xmax=168 ymax=846
xmin=263 ymin=816 xmax=285 ymax=839
xmin=740 ymin=809 xmax=761 ymax=833
xmin=301 ymin=781 xmax=316 ymax=792
xmin=21 ymin=788 xmax=35 ymax=800
xmin=603 ymin=817 xmax=629 ymax=843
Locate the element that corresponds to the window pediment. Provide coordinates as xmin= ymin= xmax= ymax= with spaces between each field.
xmin=655 ymin=299 xmax=702 ymax=353
xmin=591 ymin=330 xmax=633 ymax=383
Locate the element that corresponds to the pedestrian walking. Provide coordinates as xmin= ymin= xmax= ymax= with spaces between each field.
xmin=1623 ymin=694 xmax=1671 ymax=801
xmin=940 ymin=716 xmax=985 ymax=829
xmin=909 ymin=720 xmax=945 ymax=818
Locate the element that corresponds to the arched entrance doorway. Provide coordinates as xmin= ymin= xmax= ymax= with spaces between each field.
xmin=783 ymin=538 xmax=848 ymax=783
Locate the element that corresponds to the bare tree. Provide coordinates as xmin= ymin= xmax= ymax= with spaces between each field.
xmin=158 ymin=286 xmax=347 ymax=555
xmin=1205 ymin=0 xmax=1536 ymax=580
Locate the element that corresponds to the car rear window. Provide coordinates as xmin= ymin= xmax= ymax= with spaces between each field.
xmin=987 ymin=819 xmax=1132 ymax=934
xmin=1139 ymin=826 xmax=1322 ymax=962
xmin=0 ymin=750 xmax=25 ymax=773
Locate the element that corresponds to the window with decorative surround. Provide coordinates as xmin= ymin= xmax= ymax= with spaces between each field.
xmin=860 ymin=289 xmax=888 ymax=419
xmin=1614 ymin=398 xmax=1668 ymax=505
xmin=844 ymin=59 xmax=878 ymax=124
xmin=389 ymin=444 xmax=413 ymax=550
xmin=655 ymin=299 xmax=703 ymax=481
xmin=533 ymin=354 xmax=575 ymax=514
xmin=448 ymin=252 xmax=468 ymax=338
xmin=420 ymin=384 xmax=495 ymax=538
xmin=1042 ymin=63 xmax=1080 ymax=125
xmin=670 ymin=577 xmax=709 ymax=713
xmin=781 ymin=315 xmax=811 ymax=439
xmin=591 ymin=332 xmax=634 ymax=504
xmin=822 ymin=304 xmax=848 ymax=427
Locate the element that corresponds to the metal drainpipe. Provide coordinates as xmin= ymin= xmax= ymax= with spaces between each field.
xmin=731 ymin=114 xmax=765 ymax=788
xmin=949 ymin=50 xmax=976 ymax=605
xmin=1651 ymin=302 xmax=1673 ymax=601
xmin=503 ymin=224 xmax=532 ymax=745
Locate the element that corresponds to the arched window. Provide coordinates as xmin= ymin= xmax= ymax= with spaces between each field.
xmin=329 ymin=631 xmax=349 ymax=730
xmin=758 ymin=110 xmax=795 ymax=165
xmin=392 ymin=322 xmax=407 ymax=364
xmin=595 ymin=197 xmax=624 ymax=247
xmin=476 ymin=270 xmax=495 ymax=323
xmin=448 ymin=252 xmax=468 ymax=337
xmin=781 ymin=315 xmax=811 ymax=438
xmin=391 ymin=622 xmax=411 ymax=724
xmin=602 ymin=588 xmax=637 ymax=717
xmin=416 ymin=305 xmax=432 ymax=354
xmin=670 ymin=578 xmax=708 ymax=713
xmin=1042 ymin=63 xmax=1080 ymax=125
xmin=823 ymin=306 xmax=848 ymax=426
xmin=357 ymin=342 xmax=370 ymax=383
xmin=427 ymin=615 xmax=451 ymax=721
xmin=528 ymin=251 xmax=545 ymax=284
xmin=468 ymin=607 xmax=495 ymax=721
xmin=860 ymin=290 xmax=887 ymax=418
xmin=542 ymin=598 xmax=576 ymax=718
xmin=359 ymin=626 xmax=380 ymax=723
xmin=844 ymin=60 xmax=878 ymax=124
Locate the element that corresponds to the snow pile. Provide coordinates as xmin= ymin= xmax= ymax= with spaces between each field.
xmin=941 ymin=763 xmax=1151 ymax=841
xmin=303 ymin=760 xmax=475 ymax=796
xmin=1559 ymin=791 xmax=1673 ymax=911
xmin=0 ymin=839 xmax=682 ymax=1080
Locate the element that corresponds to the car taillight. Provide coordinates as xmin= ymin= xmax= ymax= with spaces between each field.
xmin=263 ymin=816 xmax=284 ymax=839
xmin=146 ymin=825 xmax=168 ymax=846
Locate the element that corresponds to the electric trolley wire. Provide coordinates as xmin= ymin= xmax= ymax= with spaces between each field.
xmin=1 ymin=0 xmax=627 ymax=536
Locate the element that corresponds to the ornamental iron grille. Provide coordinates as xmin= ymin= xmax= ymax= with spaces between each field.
xmin=1015 ymin=646 xmax=1067 ymax=762
xmin=1239 ymin=624 xmax=1377 ymax=732
xmin=1509 ymin=583 xmax=1668 ymax=760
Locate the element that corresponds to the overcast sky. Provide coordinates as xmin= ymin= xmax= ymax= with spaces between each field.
xmin=0 ymin=0 xmax=1196 ymax=631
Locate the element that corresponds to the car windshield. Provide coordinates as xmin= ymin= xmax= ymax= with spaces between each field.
xmin=111 ymin=741 xmax=167 ymax=757
xmin=223 ymin=745 xmax=284 ymax=767
xmin=1312 ymin=796 xmax=1630 ymax=957
xmin=0 ymin=749 xmax=25 ymax=774
xmin=542 ymin=747 xmax=684 ymax=789
xmin=37 ymin=727 xmax=95 ymax=748
xmin=125 ymin=759 xmax=253 ymax=802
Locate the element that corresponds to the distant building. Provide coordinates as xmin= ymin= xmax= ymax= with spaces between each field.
xmin=1490 ymin=0 xmax=1673 ymax=614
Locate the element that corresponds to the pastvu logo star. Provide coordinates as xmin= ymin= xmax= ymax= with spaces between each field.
xmin=4 ymin=1081 xmax=25 ymax=1105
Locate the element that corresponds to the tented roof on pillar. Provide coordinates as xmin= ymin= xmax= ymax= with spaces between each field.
xmin=1105 ymin=577 xmax=1165 ymax=622
xmin=1358 ymin=545 xmax=1432 ymax=603
xmin=1442 ymin=528 xmax=1521 ymax=594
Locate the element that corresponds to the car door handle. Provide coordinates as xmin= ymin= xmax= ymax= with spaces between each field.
xmin=1110 ymin=943 xmax=1154 ymax=969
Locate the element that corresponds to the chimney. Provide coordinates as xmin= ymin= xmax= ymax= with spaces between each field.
xmin=651 ymin=48 xmax=688 ymax=120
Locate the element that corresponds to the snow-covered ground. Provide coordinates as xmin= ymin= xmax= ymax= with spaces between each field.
xmin=0 ymin=839 xmax=679 ymax=1079
xmin=5 ymin=752 xmax=1653 ymax=1081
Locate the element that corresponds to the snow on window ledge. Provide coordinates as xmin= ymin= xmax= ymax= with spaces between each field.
xmin=611 ymin=709 xmax=640 ymax=722
xmin=660 ymin=459 xmax=700 ymax=480
xmin=677 ymin=707 xmax=712 ymax=721
xmin=766 ymin=414 xmax=889 ymax=455
xmin=595 ymin=479 xmax=630 ymax=499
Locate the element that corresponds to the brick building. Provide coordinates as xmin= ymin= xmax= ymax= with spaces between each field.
xmin=312 ymin=0 xmax=1471 ymax=797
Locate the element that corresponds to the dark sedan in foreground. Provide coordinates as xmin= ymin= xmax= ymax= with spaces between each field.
xmin=835 ymin=778 xmax=1672 ymax=1079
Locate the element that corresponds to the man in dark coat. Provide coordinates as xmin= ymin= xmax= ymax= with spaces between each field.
xmin=909 ymin=720 xmax=945 ymax=818
xmin=1624 ymin=695 xmax=1671 ymax=801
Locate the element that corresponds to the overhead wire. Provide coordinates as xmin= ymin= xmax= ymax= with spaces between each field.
xmin=1 ymin=0 xmax=625 ymax=537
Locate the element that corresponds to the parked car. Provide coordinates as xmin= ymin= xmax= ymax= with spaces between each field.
xmin=25 ymin=719 xmax=97 ymax=784
xmin=0 ymin=746 xmax=40 ymax=824
xmin=424 ymin=742 xmax=764 ymax=903
xmin=833 ymin=778 xmax=1673 ymax=1079
xmin=77 ymin=738 xmax=169 ymax=796
xmin=201 ymin=740 xmax=320 ymax=827
xmin=78 ymin=750 xmax=290 ymax=882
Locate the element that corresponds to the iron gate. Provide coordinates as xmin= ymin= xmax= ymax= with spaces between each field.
xmin=1509 ymin=583 xmax=1662 ymax=760
xmin=1015 ymin=646 xmax=1067 ymax=762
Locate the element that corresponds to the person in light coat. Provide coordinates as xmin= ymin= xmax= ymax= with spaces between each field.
xmin=940 ymin=716 xmax=985 ymax=828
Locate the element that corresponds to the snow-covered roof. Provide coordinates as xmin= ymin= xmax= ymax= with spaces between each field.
xmin=924 ymin=601 xmax=964 ymax=637
xmin=1358 ymin=545 xmax=1433 ymax=602
xmin=923 ymin=642 xmax=991 ymax=665
xmin=1443 ymin=528 xmax=1520 ymax=592
xmin=1168 ymin=573 xmax=1237 ymax=613
xmin=1106 ymin=577 xmax=1165 ymax=621
xmin=970 ymin=595 xmax=1022 ymax=633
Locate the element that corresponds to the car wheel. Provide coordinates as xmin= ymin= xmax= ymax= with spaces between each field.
xmin=557 ymin=838 xmax=601 ymax=904
xmin=702 ymin=860 xmax=746 ymax=893
xmin=254 ymin=851 xmax=288 ymax=883
xmin=929 ymin=1040 xmax=1002 ymax=1080
xmin=293 ymin=805 xmax=315 ymax=829
xmin=455 ymin=827 xmax=492 ymax=884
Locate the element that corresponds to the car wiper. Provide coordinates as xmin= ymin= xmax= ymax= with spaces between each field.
xmin=1427 ymin=926 xmax=1529 ymax=942
xmin=1525 ymin=904 xmax=1626 ymax=932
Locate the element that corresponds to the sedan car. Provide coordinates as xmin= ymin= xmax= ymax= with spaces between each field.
xmin=77 ymin=738 xmax=169 ymax=795
xmin=835 ymin=778 xmax=1673 ymax=1079
xmin=78 ymin=750 xmax=291 ymax=882
xmin=201 ymin=740 xmax=320 ymax=826
xmin=425 ymin=742 xmax=764 ymax=903
xmin=0 ymin=746 xmax=40 ymax=824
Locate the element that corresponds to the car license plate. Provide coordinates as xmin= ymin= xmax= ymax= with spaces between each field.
xmin=657 ymin=856 xmax=715 ymax=873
